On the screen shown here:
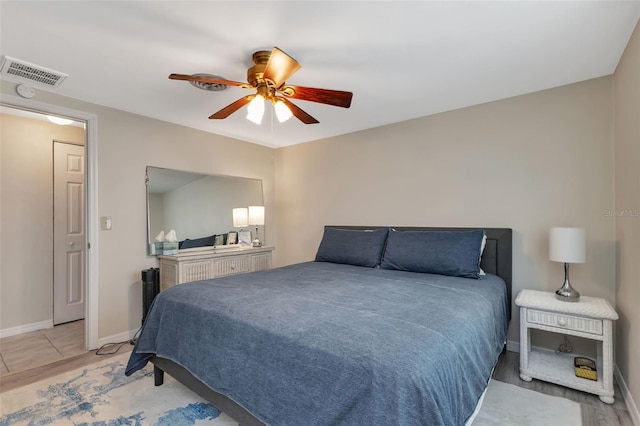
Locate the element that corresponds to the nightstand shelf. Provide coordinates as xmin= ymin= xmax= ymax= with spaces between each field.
xmin=526 ymin=350 xmax=606 ymax=396
xmin=516 ymin=289 xmax=618 ymax=404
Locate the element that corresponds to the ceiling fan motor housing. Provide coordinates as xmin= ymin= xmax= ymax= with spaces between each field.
xmin=247 ymin=50 xmax=272 ymax=87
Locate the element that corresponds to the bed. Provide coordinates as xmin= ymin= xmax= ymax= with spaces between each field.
xmin=126 ymin=226 xmax=512 ymax=426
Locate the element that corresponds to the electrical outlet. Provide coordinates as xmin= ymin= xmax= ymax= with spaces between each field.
xmin=100 ymin=216 xmax=112 ymax=230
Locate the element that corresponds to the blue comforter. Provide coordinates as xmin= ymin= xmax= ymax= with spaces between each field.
xmin=126 ymin=261 xmax=509 ymax=426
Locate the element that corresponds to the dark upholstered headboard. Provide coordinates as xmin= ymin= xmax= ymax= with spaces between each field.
xmin=328 ymin=226 xmax=513 ymax=319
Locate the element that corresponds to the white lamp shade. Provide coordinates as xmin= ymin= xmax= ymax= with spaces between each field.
xmin=549 ymin=227 xmax=585 ymax=263
xmin=232 ymin=208 xmax=248 ymax=228
xmin=248 ymin=205 xmax=265 ymax=225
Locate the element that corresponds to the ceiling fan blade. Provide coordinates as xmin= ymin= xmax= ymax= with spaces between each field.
xmin=209 ymin=95 xmax=253 ymax=119
xmin=263 ymin=47 xmax=301 ymax=88
xmin=280 ymin=85 xmax=352 ymax=108
xmin=278 ymin=97 xmax=319 ymax=124
xmin=169 ymin=73 xmax=249 ymax=88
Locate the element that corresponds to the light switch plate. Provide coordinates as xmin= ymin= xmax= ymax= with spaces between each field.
xmin=100 ymin=216 xmax=112 ymax=230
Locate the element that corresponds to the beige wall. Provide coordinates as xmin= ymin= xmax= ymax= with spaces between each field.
xmin=275 ymin=77 xmax=616 ymax=347
xmin=1 ymin=82 xmax=275 ymax=340
xmin=614 ymin=20 xmax=640 ymax=412
xmin=0 ymin=113 xmax=85 ymax=329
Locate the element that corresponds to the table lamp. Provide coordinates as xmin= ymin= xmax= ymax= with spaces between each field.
xmin=549 ymin=227 xmax=585 ymax=302
xmin=248 ymin=206 xmax=265 ymax=247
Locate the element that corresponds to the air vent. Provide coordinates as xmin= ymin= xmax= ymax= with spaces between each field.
xmin=0 ymin=56 xmax=68 ymax=88
xmin=188 ymin=74 xmax=228 ymax=91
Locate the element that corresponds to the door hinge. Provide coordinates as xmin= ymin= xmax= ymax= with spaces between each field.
xmin=87 ymin=242 xmax=91 ymax=249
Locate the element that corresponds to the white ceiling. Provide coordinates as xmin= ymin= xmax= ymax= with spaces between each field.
xmin=1 ymin=1 xmax=638 ymax=148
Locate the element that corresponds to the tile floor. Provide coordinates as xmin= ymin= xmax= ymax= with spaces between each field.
xmin=0 ymin=320 xmax=86 ymax=376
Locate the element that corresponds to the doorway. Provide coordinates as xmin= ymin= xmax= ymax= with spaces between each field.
xmin=0 ymin=96 xmax=99 ymax=350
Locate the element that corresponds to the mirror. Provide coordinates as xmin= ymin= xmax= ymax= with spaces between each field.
xmin=146 ymin=166 xmax=263 ymax=255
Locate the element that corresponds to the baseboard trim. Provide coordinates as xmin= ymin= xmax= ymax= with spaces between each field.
xmin=507 ymin=339 xmax=520 ymax=353
xmin=615 ymin=366 xmax=639 ymax=425
xmin=96 ymin=328 xmax=140 ymax=348
xmin=0 ymin=320 xmax=53 ymax=339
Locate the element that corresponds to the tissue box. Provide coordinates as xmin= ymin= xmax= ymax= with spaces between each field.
xmin=162 ymin=242 xmax=178 ymax=255
xmin=153 ymin=242 xmax=164 ymax=255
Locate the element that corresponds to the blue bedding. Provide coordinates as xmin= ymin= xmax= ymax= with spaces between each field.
xmin=126 ymin=261 xmax=509 ymax=426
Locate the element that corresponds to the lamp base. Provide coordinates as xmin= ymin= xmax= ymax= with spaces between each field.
xmin=252 ymin=224 xmax=262 ymax=247
xmin=555 ymin=280 xmax=580 ymax=302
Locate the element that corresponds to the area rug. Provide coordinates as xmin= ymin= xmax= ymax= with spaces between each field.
xmin=472 ymin=379 xmax=582 ymax=426
xmin=0 ymin=353 xmax=238 ymax=426
xmin=0 ymin=352 xmax=582 ymax=425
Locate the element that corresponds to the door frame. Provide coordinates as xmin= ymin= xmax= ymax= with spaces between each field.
xmin=1 ymin=94 xmax=99 ymax=350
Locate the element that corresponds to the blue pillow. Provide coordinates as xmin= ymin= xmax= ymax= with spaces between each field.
xmin=179 ymin=235 xmax=215 ymax=249
xmin=315 ymin=227 xmax=389 ymax=267
xmin=380 ymin=229 xmax=485 ymax=278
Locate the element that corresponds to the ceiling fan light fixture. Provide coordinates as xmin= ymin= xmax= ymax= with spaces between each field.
xmin=246 ymin=94 xmax=265 ymax=125
xmin=274 ymin=100 xmax=293 ymax=123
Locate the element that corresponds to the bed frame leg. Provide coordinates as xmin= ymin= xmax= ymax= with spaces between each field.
xmin=154 ymin=365 xmax=164 ymax=386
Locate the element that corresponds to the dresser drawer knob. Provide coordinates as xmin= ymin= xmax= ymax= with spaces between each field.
xmin=557 ymin=317 xmax=568 ymax=327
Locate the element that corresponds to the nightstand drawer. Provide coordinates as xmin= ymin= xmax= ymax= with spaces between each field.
xmin=526 ymin=309 xmax=603 ymax=335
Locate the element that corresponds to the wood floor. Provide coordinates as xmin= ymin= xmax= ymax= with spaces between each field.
xmin=493 ymin=351 xmax=634 ymax=426
xmin=0 ymin=333 xmax=634 ymax=425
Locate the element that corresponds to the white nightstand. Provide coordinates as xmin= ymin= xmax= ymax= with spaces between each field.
xmin=515 ymin=289 xmax=618 ymax=404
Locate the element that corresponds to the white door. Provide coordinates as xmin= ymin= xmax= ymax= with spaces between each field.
xmin=53 ymin=141 xmax=86 ymax=325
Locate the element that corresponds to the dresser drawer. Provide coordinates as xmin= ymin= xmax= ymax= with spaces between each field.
xmin=526 ymin=309 xmax=603 ymax=335
xmin=182 ymin=260 xmax=215 ymax=282
xmin=214 ymin=256 xmax=251 ymax=277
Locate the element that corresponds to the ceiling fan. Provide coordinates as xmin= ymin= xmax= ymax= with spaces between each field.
xmin=169 ymin=47 xmax=353 ymax=125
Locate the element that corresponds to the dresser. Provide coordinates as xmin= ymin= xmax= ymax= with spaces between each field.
xmin=158 ymin=246 xmax=274 ymax=291
xmin=515 ymin=289 xmax=618 ymax=403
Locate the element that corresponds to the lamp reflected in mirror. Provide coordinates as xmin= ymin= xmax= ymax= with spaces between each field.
xmin=233 ymin=207 xmax=252 ymax=246
xmin=232 ymin=208 xmax=248 ymax=228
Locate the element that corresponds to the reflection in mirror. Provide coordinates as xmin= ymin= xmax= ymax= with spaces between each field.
xmin=146 ymin=166 xmax=263 ymax=255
